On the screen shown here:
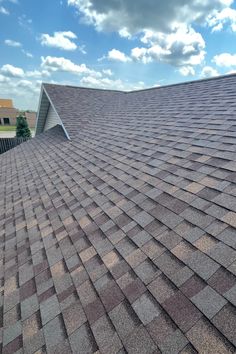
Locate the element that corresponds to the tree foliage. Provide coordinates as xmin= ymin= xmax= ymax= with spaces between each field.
xmin=16 ymin=115 xmax=31 ymax=138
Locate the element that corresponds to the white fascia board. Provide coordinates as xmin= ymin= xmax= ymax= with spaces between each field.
xmin=35 ymin=84 xmax=44 ymax=135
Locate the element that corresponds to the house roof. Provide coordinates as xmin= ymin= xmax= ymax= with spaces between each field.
xmin=1 ymin=75 xmax=236 ymax=353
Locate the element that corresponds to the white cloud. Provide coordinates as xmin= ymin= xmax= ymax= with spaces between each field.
xmin=0 ymin=63 xmax=50 ymax=80
xmin=179 ymin=66 xmax=195 ymax=76
xmin=26 ymin=70 xmax=50 ymax=78
xmin=98 ymin=19 xmax=205 ymax=67
xmin=102 ymin=69 xmax=113 ymax=76
xmin=0 ymin=64 xmax=24 ymax=78
xmin=16 ymin=79 xmax=34 ymax=89
xmin=68 ymin=0 xmax=236 ymax=69
xmin=0 ymin=78 xmax=41 ymax=110
xmin=131 ymin=47 xmax=152 ymax=64
xmin=41 ymin=56 xmax=101 ymax=77
xmin=100 ymin=25 xmax=205 ymax=68
xmin=107 ymin=49 xmax=131 ymax=63
xmin=102 ymin=24 xmax=206 ymax=67
xmin=118 ymin=28 xmax=132 ymax=39
xmin=0 ymin=74 xmax=10 ymax=83
xmin=78 ymin=44 xmax=86 ymax=54
xmin=4 ymin=39 xmax=22 ymax=47
xmin=18 ymin=14 xmax=33 ymax=32
xmin=213 ymin=53 xmax=236 ymax=67
xmin=0 ymin=6 xmax=9 ymax=14
xmin=201 ymin=66 xmax=219 ymax=78
xmin=80 ymin=75 xmax=146 ymax=91
xmin=22 ymin=49 xmax=33 ymax=58
xmin=226 ymin=69 xmax=236 ymax=74
xmin=207 ymin=7 xmax=236 ymax=32
xmin=4 ymin=40 xmax=33 ymax=59
xmin=68 ymin=0 xmax=232 ymax=35
xmin=134 ymin=26 xmax=206 ymax=66
xmin=40 ymin=31 xmax=78 ymax=51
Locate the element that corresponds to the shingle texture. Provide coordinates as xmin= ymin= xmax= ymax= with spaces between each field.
xmin=1 ymin=75 xmax=236 ymax=353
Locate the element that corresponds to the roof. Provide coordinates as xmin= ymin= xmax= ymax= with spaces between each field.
xmin=1 ymin=75 xmax=236 ymax=353
xmin=0 ymin=99 xmax=13 ymax=108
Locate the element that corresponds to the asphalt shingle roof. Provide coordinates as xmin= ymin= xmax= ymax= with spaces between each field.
xmin=1 ymin=75 xmax=236 ymax=353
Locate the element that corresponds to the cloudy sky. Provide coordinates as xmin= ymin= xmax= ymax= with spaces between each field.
xmin=1 ymin=0 xmax=236 ymax=110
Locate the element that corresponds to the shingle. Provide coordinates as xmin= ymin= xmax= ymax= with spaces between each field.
xmin=187 ymin=318 xmax=235 ymax=354
xmin=208 ymin=267 xmax=236 ymax=294
xmin=194 ymin=234 xmax=218 ymax=252
xmin=158 ymin=229 xmax=182 ymax=250
xmin=91 ymin=315 xmax=123 ymax=353
xmin=132 ymin=292 xmax=161 ymax=325
xmin=180 ymin=343 xmax=198 ymax=354
xmin=224 ymin=284 xmax=236 ymax=306
xmin=158 ymin=329 xmax=188 ymax=354
xmin=43 ymin=314 xmax=67 ymax=348
xmin=99 ymin=282 xmax=124 ymax=312
xmin=148 ymin=274 xmax=177 ymax=304
xmin=180 ymin=275 xmax=206 ymax=298
xmin=109 ymin=301 xmax=140 ymax=340
xmin=134 ymin=259 xmax=161 ymax=285
xmin=141 ymin=239 xmax=165 ymax=259
xmin=69 ymin=323 xmax=98 ymax=354
xmin=217 ymin=226 xmax=236 ymax=248
xmin=147 ymin=311 xmax=176 ymax=345
xmin=21 ymin=294 xmax=39 ymax=321
xmin=186 ymin=250 xmax=220 ymax=280
xmin=132 ymin=230 xmax=153 ymax=248
xmin=207 ymin=242 xmax=236 ymax=267
xmin=213 ymin=303 xmax=236 ymax=346
xmin=122 ymin=277 xmax=146 ymax=303
xmin=213 ymin=193 xmax=236 ymax=213
xmin=40 ymin=294 xmax=60 ymax=325
xmin=3 ymin=321 xmax=22 ymax=346
xmin=132 ymin=211 xmax=154 ymax=228
xmin=123 ymin=325 xmax=158 ymax=354
xmin=180 ymin=207 xmax=214 ymax=229
xmin=191 ymin=286 xmax=227 ymax=319
xmin=163 ymin=291 xmax=202 ymax=333
xmin=62 ymin=300 xmax=87 ymax=334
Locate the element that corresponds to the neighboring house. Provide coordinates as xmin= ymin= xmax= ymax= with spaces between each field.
xmin=0 ymin=98 xmax=36 ymax=127
xmin=1 ymin=76 xmax=236 ymax=353
xmin=0 ymin=99 xmax=18 ymax=126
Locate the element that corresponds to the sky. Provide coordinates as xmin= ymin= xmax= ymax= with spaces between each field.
xmin=1 ymin=0 xmax=236 ymax=110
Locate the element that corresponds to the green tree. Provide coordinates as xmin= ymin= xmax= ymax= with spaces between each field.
xmin=16 ymin=115 xmax=31 ymax=138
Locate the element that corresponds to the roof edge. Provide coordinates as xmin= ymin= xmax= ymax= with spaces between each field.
xmin=35 ymin=85 xmax=44 ymax=135
xmin=42 ymin=72 xmax=236 ymax=95
xmin=42 ymin=82 xmax=124 ymax=93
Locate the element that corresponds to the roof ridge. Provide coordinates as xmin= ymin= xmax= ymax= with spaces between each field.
xmin=128 ymin=72 xmax=236 ymax=93
xmin=43 ymin=72 xmax=236 ymax=95
xmin=42 ymin=82 xmax=124 ymax=93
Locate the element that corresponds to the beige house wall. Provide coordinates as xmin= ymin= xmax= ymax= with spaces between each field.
xmin=0 ymin=108 xmax=36 ymax=128
xmin=0 ymin=108 xmax=18 ymax=125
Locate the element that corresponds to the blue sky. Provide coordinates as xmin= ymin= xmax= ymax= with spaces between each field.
xmin=1 ymin=0 xmax=236 ymax=110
